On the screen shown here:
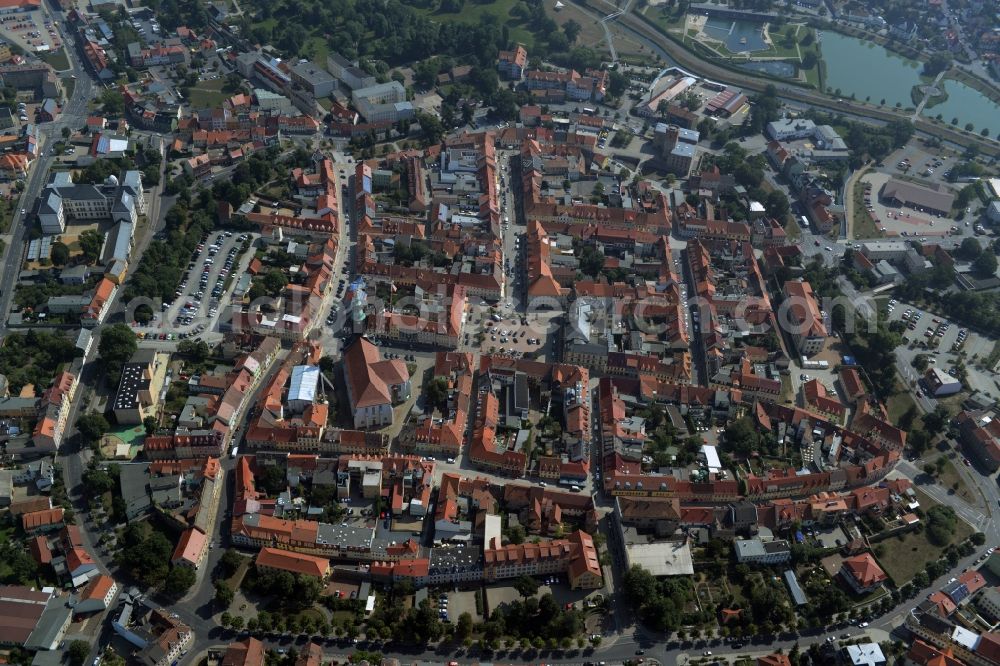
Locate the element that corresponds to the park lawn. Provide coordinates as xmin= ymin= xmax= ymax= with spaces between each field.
xmin=770 ymin=25 xmax=817 ymax=61
xmin=409 ymin=0 xmax=537 ymax=48
xmin=0 ymin=197 xmax=14 ymax=234
xmin=188 ymin=79 xmax=229 ymax=108
xmin=878 ymin=489 xmax=974 ymax=584
xmin=301 ymin=36 xmax=329 ymax=67
xmin=329 ymin=610 xmax=356 ymax=626
xmin=886 ymin=379 xmax=922 ymax=429
xmin=784 ymin=212 xmax=802 ymax=240
xmin=291 ymin=607 xmax=327 ymax=626
xmin=931 ymin=457 xmax=976 ymax=505
xmin=225 ymin=553 xmax=252 ymax=591
xmin=802 ymin=59 xmax=821 ymax=88
xmin=851 ymin=174 xmax=884 ymax=239
xmin=642 ymin=5 xmax=687 ymax=33
xmin=41 ymin=49 xmax=70 ymax=71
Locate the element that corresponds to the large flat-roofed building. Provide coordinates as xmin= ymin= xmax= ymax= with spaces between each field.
xmin=881 ymin=178 xmax=955 ymax=215
xmin=734 ymin=537 xmax=791 ymax=565
xmin=859 ymin=240 xmax=910 ymax=262
xmin=290 ymin=60 xmax=338 ymax=98
xmin=351 ymin=81 xmax=413 ymax=123
xmin=326 ymin=53 xmax=376 ymax=91
xmin=36 ymin=170 xmax=144 ymax=235
xmin=113 ymin=349 xmax=167 ymax=425
xmin=925 ymin=367 xmax=961 ymax=397
xmin=287 ymin=365 xmax=320 ymax=414
xmin=623 ymin=541 xmax=695 ymax=576
xmin=0 ymin=585 xmax=72 ymax=650
xmin=767 ymin=118 xmax=817 ymax=141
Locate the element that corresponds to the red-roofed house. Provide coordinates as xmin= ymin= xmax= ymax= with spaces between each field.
xmin=758 ymin=655 xmax=792 ymax=666
xmin=840 ymin=553 xmax=887 ymax=594
xmin=76 ymin=574 xmax=118 ymax=614
xmin=783 ymin=280 xmax=827 ymax=357
xmin=907 ymin=639 xmax=965 ymax=666
xmin=222 ymin=638 xmax=265 ymax=666
xmin=343 ymin=337 xmax=411 ymax=429
xmin=171 ymin=527 xmax=208 ymax=569
xmin=255 ymin=547 xmax=330 ymax=579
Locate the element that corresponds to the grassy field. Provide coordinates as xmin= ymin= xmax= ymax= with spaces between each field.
xmin=41 ymin=49 xmax=70 ymax=71
xmin=642 ymin=5 xmax=687 ymax=33
xmin=886 ymin=379 xmax=921 ymax=428
xmin=784 ymin=212 xmax=802 ymax=240
xmin=850 ymin=172 xmax=884 ymax=239
xmin=188 ymin=79 xmax=229 ymax=108
xmin=877 ymin=489 xmax=974 ymax=584
xmin=409 ymin=0 xmax=536 ymax=47
xmin=301 ymin=36 xmax=330 ymax=68
xmin=225 ymin=553 xmax=252 ymax=591
xmin=0 ymin=197 xmax=15 ymax=234
xmin=932 ymin=457 xmax=976 ymax=505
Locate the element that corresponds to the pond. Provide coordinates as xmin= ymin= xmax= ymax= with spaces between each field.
xmin=702 ymin=17 xmax=768 ymax=53
xmin=920 ymin=78 xmax=1000 ymax=137
xmin=820 ymin=30 xmax=923 ymax=107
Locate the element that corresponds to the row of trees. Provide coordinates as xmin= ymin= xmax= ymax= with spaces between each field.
xmin=0 ymin=329 xmax=80 ymax=395
xmin=126 ymin=149 xmax=282 ymax=305
xmin=115 ymin=521 xmax=195 ymax=598
xmin=622 ymin=565 xmax=696 ymax=633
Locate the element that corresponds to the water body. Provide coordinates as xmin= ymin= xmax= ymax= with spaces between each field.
xmin=739 ymin=60 xmax=796 ymax=78
xmin=921 ymin=78 xmax=1000 ymax=137
xmin=702 ymin=17 xmax=768 ymax=53
xmin=821 ymin=30 xmax=1000 ymax=135
xmin=820 ymin=30 xmax=922 ymax=107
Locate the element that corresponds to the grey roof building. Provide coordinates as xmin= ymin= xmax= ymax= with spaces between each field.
xmin=784 ymin=569 xmax=808 ymax=605
xmin=119 ymin=463 xmax=153 ymax=521
xmin=37 ymin=171 xmax=145 ymax=235
xmin=291 ymin=60 xmax=338 ymax=98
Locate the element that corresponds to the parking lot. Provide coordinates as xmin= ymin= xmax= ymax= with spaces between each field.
xmin=135 ymin=231 xmax=257 ymax=339
xmin=884 ymin=145 xmax=961 ymax=189
xmin=124 ymin=8 xmax=163 ymax=44
xmin=883 ymin=298 xmax=1000 ymax=402
xmin=0 ymin=10 xmax=63 ymax=57
xmin=861 ymin=171 xmax=955 ymax=239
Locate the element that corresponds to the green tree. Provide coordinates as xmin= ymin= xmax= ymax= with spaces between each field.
xmin=77 ymin=412 xmax=110 ymax=445
xmin=578 ymin=244 xmax=605 ymax=278
xmin=68 ymin=640 xmax=91 ymax=666
xmin=219 ymin=549 xmax=244 ymax=577
xmin=215 ymin=580 xmax=235 ymax=607
xmin=456 ymin=612 xmax=473 ymax=640
xmin=98 ymin=323 xmax=137 ymax=384
xmin=78 ymin=229 xmax=106 ymax=263
xmin=973 ymin=251 xmax=998 ymax=278
xmin=958 ymin=237 xmax=982 ymax=260
xmin=506 ymin=524 xmax=526 ymax=544
xmin=262 ymin=269 xmax=288 ymax=296
xmin=563 ymin=19 xmax=581 ymax=44
xmin=100 ymin=89 xmax=125 ymax=114
xmin=162 ymin=565 xmax=197 ymax=598
xmin=50 ymin=241 xmax=70 ymax=266
xmin=514 ymin=575 xmax=539 ymax=598
xmin=926 ymin=505 xmax=957 ymax=546
xmin=143 ymin=415 xmax=158 ymax=436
